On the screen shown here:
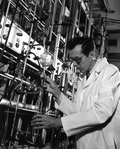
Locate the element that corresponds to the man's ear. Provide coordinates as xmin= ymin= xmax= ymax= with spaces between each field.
xmin=89 ymin=51 xmax=94 ymax=57
xmin=89 ymin=51 xmax=96 ymax=60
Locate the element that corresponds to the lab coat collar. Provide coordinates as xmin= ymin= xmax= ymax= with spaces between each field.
xmin=83 ymin=58 xmax=109 ymax=89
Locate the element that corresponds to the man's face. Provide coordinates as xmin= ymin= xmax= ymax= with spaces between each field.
xmin=68 ymin=44 xmax=91 ymax=74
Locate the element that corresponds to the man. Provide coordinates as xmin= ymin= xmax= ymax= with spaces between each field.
xmin=31 ymin=36 xmax=120 ymax=149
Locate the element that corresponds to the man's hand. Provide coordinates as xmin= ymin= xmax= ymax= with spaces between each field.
xmin=31 ymin=114 xmax=62 ymax=129
xmin=44 ymin=77 xmax=61 ymax=102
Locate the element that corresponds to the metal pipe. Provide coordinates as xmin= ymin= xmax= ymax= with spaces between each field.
xmin=22 ymin=1 xmax=37 ymax=76
xmin=71 ymin=0 xmax=79 ymax=38
xmin=43 ymin=0 xmax=52 ymax=49
xmin=8 ymin=94 xmax=21 ymax=148
xmin=47 ymin=0 xmax=58 ymax=52
xmin=63 ymin=0 xmax=79 ymax=61
xmin=52 ymin=0 xmax=66 ymax=75
xmin=87 ymin=0 xmax=93 ymax=37
xmin=84 ymin=15 xmax=88 ymax=36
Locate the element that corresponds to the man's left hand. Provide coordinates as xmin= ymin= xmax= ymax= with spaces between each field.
xmin=31 ymin=114 xmax=62 ymax=129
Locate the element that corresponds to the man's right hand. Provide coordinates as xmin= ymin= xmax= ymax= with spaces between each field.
xmin=44 ymin=77 xmax=61 ymax=102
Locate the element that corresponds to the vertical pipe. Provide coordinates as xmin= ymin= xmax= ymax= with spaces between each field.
xmin=71 ymin=3 xmax=79 ymax=38
xmin=8 ymin=94 xmax=21 ymax=149
xmin=47 ymin=0 xmax=58 ymax=110
xmin=47 ymin=0 xmax=58 ymax=51
xmin=87 ymin=0 xmax=93 ymax=37
xmin=63 ymin=0 xmax=79 ymax=95
xmin=67 ymin=0 xmax=79 ymax=41
xmin=84 ymin=16 xmax=88 ymax=36
xmin=43 ymin=0 xmax=52 ymax=49
xmin=99 ymin=24 xmax=105 ymax=58
xmin=63 ymin=0 xmax=79 ymax=61
xmin=52 ymin=0 xmax=66 ymax=75
xmin=52 ymin=2 xmax=66 ymax=148
xmin=77 ymin=2 xmax=82 ymax=30
xmin=22 ymin=2 xmax=37 ymax=76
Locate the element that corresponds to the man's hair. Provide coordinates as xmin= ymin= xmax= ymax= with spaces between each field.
xmin=67 ymin=36 xmax=95 ymax=56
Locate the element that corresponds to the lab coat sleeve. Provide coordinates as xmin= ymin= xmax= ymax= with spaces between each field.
xmin=57 ymin=80 xmax=82 ymax=115
xmin=61 ymin=66 xmax=120 ymax=137
xmin=57 ymin=93 xmax=77 ymax=115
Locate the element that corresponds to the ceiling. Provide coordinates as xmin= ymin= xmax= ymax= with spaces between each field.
xmin=92 ymin=0 xmax=120 ymax=32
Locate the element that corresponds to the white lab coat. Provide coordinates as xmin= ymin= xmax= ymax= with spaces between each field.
xmin=57 ymin=58 xmax=120 ymax=149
